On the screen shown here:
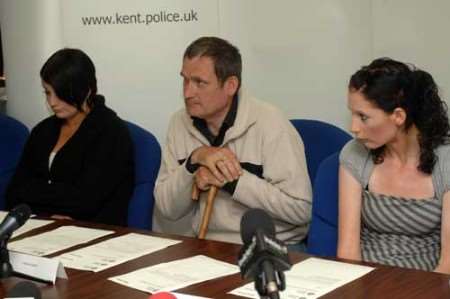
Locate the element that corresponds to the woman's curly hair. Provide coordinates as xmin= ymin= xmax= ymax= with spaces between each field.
xmin=349 ymin=58 xmax=450 ymax=174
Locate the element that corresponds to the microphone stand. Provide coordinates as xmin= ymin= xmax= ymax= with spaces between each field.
xmin=251 ymin=231 xmax=287 ymax=299
xmin=0 ymin=234 xmax=13 ymax=278
xmin=254 ymin=264 xmax=284 ymax=299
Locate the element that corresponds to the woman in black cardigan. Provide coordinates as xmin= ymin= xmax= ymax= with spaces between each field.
xmin=6 ymin=48 xmax=134 ymax=226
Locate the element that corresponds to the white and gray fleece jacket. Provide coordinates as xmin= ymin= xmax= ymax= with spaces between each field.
xmin=154 ymin=90 xmax=312 ymax=244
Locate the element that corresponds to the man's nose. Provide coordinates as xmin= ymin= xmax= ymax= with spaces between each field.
xmin=183 ymin=81 xmax=195 ymax=98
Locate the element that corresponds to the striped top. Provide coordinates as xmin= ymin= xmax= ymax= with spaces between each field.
xmin=340 ymin=139 xmax=450 ymax=270
xmin=361 ymin=190 xmax=441 ymax=270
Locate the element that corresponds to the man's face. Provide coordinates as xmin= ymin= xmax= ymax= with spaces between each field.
xmin=180 ymin=56 xmax=235 ymax=122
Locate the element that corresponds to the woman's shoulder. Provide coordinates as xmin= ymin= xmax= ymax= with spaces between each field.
xmin=89 ymin=99 xmax=127 ymax=131
xmin=31 ymin=115 xmax=59 ymax=134
xmin=339 ymin=139 xmax=372 ymax=184
xmin=340 ymin=139 xmax=370 ymax=163
xmin=435 ymin=141 xmax=450 ymax=158
xmin=99 ymin=111 xmax=130 ymax=138
xmin=433 ymin=142 xmax=450 ymax=174
xmin=432 ymin=142 xmax=450 ymax=198
xmin=85 ymin=104 xmax=132 ymax=150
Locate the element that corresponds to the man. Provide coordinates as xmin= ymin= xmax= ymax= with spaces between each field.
xmin=155 ymin=36 xmax=312 ymax=245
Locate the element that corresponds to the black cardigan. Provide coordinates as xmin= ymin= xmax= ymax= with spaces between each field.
xmin=6 ymin=96 xmax=134 ymax=226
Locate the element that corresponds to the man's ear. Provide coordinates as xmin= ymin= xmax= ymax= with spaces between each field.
xmin=224 ymin=76 xmax=239 ymax=97
xmin=391 ymin=107 xmax=407 ymax=126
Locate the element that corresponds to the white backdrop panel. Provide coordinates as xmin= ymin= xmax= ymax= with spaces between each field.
xmin=372 ymin=0 xmax=450 ymax=104
xmin=0 ymin=0 xmax=63 ymax=127
xmin=62 ymin=0 xmax=220 ymax=143
xmin=219 ymin=0 xmax=371 ymax=131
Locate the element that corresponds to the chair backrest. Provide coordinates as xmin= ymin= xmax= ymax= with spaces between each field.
xmin=0 ymin=114 xmax=29 ymax=210
xmin=290 ymin=119 xmax=351 ymax=182
xmin=307 ymin=152 xmax=340 ymax=257
xmin=126 ymin=121 xmax=161 ymax=230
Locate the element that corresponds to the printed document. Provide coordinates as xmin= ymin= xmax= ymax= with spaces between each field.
xmin=8 ymin=225 xmax=113 ymax=256
xmin=0 ymin=210 xmax=54 ymax=238
xmin=230 ymin=257 xmax=374 ymax=299
xmin=109 ymin=255 xmax=239 ymax=293
xmin=164 ymin=293 xmax=210 ymax=299
xmin=56 ymin=233 xmax=181 ymax=272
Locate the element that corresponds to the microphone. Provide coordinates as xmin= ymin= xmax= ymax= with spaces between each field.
xmin=148 ymin=292 xmax=177 ymax=298
xmin=0 ymin=204 xmax=32 ymax=278
xmin=0 ymin=204 xmax=32 ymax=240
xmin=238 ymin=209 xmax=291 ymax=299
xmin=5 ymin=281 xmax=42 ymax=299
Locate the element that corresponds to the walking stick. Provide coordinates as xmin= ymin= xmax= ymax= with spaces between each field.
xmin=192 ymin=184 xmax=218 ymax=239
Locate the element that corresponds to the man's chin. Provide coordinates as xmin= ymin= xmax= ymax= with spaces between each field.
xmin=186 ymin=107 xmax=203 ymax=118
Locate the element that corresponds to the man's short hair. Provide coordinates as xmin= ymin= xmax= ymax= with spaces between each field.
xmin=184 ymin=37 xmax=242 ymax=90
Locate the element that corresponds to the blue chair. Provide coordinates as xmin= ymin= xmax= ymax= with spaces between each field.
xmin=290 ymin=119 xmax=351 ymax=182
xmin=0 ymin=114 xmax=29 ymax=210
xmin=290 ymin=119 xmax=351 ymax=253
xmin=307 ymin=152 xmax=340 ymax=257
xmin=126 ymin=121 xmax=161 ymax=230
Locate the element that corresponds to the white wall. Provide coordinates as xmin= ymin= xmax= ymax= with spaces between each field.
xmin=219 ymin=0 xmax=371 ymax=131
xmin=3 ymin=1 xmax=450 ymax=136
xmin=0 ymin=0 xmax=63 ymax=126
xmin=61 ymin=0 xmax=220 ymax=143
xmin=57 ymin=0 xmax=372 ymax=143
xmin=372 ymin=0 xmax=450 ymax=100
xmin=1 ymin=0 xmax=374 ymax=138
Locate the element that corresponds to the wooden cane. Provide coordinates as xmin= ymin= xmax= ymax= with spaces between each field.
xmin=198 ymin=185 xmax=218 ymax=239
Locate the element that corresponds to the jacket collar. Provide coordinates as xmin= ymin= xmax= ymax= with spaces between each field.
xmin=190 ymin=94 xmax=238 ymax=146
xmin=182 ymin=89 xmax=258 ymax=145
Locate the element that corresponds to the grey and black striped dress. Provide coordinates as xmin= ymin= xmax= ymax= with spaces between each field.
xmin=340 ymin=139 xmax=450 ymax=271
xmin=361 ymin=190 xmax=441 ymax=270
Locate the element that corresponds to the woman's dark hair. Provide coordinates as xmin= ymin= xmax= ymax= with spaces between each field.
xmin=349 ymin=57 xmax=450 ymax=174
xmin=184 ymin=36 xmax=242 ymax=92
xmin=40 ymin=48 xmax=98 ymax=111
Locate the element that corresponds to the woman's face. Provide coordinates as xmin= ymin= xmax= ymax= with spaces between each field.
xmin=347 ymin=89 xmax=400 ymax=149
xmin=42 ymin=81 xmax=79 ymax=120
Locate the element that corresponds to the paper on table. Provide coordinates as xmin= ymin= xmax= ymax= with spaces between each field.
xmin=56 ymin=233 xmax=181 ymax=272
xmin=230 ymin=257 xmax=374 ymax=299
xmin=109 ymin=255 xmax=239 ymax=293
xmin=0 ymin=210 xmax=54 ymax=238
xmin=167 ymin=293 xmax=210 ymax=299
xmin=8 ymin=225 xmax=114 ymax=256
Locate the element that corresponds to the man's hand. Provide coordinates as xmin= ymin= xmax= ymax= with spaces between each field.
xmin=195 ymin=166 xmax=224 ymax=191
xmin=191 ymin=146 xmax=242 ymax=183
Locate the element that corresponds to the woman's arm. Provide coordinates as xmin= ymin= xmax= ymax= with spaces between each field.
xmin=337 ymin=165 xmax=363 ymax=261
xmin=434 ymin=191 xmax=450 ymax=274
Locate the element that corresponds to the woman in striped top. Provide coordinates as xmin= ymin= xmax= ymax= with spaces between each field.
xmin=337 ymin=58 xmax=450 ymax=274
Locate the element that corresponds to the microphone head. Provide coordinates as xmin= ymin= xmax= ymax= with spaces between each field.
xmin=148 ymin=292 xmax=177 ymax=299
xmin=240 ymin=209 xmax=275 ymax=245
xmin=6 ymin=281 xmax=42 ymax=299
xmin=10 ymin=204 xmax=32 ymax=226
